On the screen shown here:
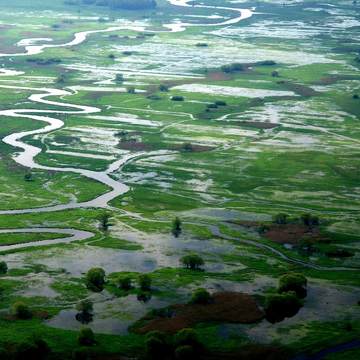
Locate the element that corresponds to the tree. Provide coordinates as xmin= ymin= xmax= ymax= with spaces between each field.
xmin=265 ymin=291 xmax=303 ymax=323
xmin=273 ymin=213 xmax=288 ymax=225
xmin=12 ymin=301 xmax=32 ymax=319
xmin=138 ymin=274 xmax=151 ymax=291
xmin=98 ymin=212 xmax=112 ymax=231
xmin=115 ymin=73 xmax=124 ymax=82
xmin=190 ymin=288 xmax=212 ymax=305
xmin=118 ymin=276 xmax=132 ymax=290
xmin=172 ymin=217 xmax=182 ymax=237
xmin=127 ymin=86 xmax=136 ymax=94
xmin=108 ymin=53 xmax=116 ymax=60
xmin=180 ymin=254 xmax=205 ymax=270
xmin=278 ymin=273 xmax=307 ymax=299
xmin=0 ymin=261 xmax=8 ymax=274
xmin=85 ymin=268 xmax=106 ymax=292
xmin=78 ymin=327 xmax=95 ymax=346
xmin=272 ymin=70 xmax=279 ymax=77
xmin=76 ymin=299 xmax=94 ymax=324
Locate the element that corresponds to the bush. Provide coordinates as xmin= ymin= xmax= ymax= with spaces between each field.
xmin=180 ymin=254 xmax=205 ymax=270
xmin=215 ymin=100 xmax=227 ymax=106
xmin=265 ymin=291 xmax=303 ymax=323
xmin=190 ymin=288 xmax=212 ymax=305
xmin=171 ymin=95 xmax=184 ymax=101
xmin=85 ymin=268 xmax=106 ymax=292
xmin=175 ymin=345 xmax=195 ymax=360
xmin=78 ymin=328 xmax=95 ymax=346
xmin=138 ymin=274 xmax=151 ymax=291
xmin=278 ymin=273 xmax=307 ymax=298
xmin=12 ymin=301 xmax=32 ymax=319
xmin=118 ymin=276 xmax=132 ymax=290
xmin=0 ymin=261 xmax=8 ymax=274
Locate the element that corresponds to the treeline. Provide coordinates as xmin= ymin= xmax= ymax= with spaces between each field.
xmin=65 ymin=0 xmax=157 ymax=10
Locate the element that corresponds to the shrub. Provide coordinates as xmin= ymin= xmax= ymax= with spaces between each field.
xmin=190 ymin=288 xmax=212 ymax=305
xmin=171 ymin=95 xmax=184 ymax=101
xmin=127 ymin=87 xmax=136 ymax=94
xmin=265 ymin=291 xmax=303 ymax=323
xmin=118 ymin=276 xmax=132 ymax=290
xmin=12 ymin=301 xmax=32 ymax=319
xmin=180 ymin=254 xmax=204 ymax=270
xmin=278 ymin=273 xmax=307 ymax=298
xmin=175 ymin=345 xmax=195 ymax=360
xmin=85 ymin=268 xmax=106 ymax=292
xmin=138 ymin=274 xmax=151 ymax=291
xmin=215 ymin=100 xmax=227 ymax=106
xmin=0 ymin=261 xmax=8 ymax=274
xmin=78 ymin=328 xmax=95 ymax=346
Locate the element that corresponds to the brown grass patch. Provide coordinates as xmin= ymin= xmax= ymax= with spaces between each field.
xmin=171 ymin=143 xmax=215 ymax=153
xmin=235 ymin=121 xmax=279 ymax=129
xmin=117 ymin=141 xmax=153 ymax=151
xmin=264 ymin=224 xmax=321 ymax=244
xmin=134 ymin=292 xmax=264 ymax=334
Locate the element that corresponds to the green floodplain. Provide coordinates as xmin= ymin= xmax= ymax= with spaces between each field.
xmin=0 ymin=0 xmax=359 ymax=359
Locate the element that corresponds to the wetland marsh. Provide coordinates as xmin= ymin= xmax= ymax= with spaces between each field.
xmin=0 ymin=0 xmax=359 ymax=359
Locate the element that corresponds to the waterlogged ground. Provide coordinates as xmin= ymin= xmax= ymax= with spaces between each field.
xmin=0 ymin=0 xmax=359 ymax=357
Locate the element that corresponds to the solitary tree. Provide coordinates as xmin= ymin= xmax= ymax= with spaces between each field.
xmin=85 ymin=268 xmax=106 ymax=292
xmin=180 ymin=254 xmax=205 ymax=270
xmin=138 ymin=274 xmax=152 ymax=291
xmin=172 ymin=217 xmax=182 ymax=237
xmin=76 ymin=299 xmax=94 ymax=324
xmin=98 ymin=213 xmax=112 ymax=231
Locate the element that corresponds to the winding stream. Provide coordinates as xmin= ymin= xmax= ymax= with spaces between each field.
xmin=0 ymin=1 xmax=356 ymax=273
